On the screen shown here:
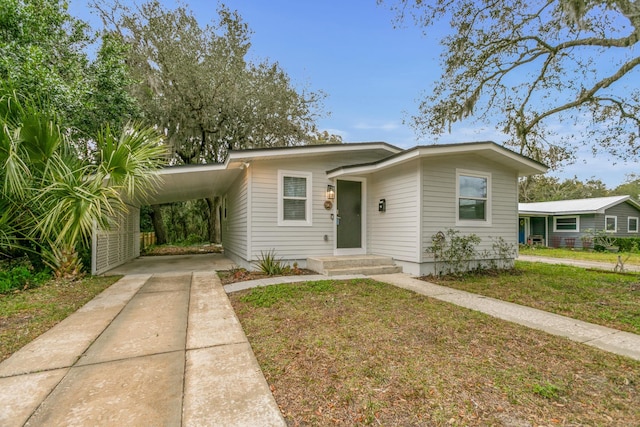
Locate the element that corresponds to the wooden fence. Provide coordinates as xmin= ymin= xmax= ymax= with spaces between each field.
xmin=140 ymin=232 xmax=157 ymax=249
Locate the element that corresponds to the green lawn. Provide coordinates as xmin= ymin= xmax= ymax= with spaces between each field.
xmin=0 ymin=275 xmax=120 ymax=362
xmin=429 ymin=261 xmax=640 ymax=334
xmin=519 ymin=246 xmax=640 ymax=265
xmin=231 ymin=279 xmax=640 ymax=426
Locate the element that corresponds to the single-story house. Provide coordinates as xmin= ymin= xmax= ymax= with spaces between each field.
xmin=518 ymin=195 xmax=640 ymax=248
xmin=92 ymin=141 xmax=547 ymax=275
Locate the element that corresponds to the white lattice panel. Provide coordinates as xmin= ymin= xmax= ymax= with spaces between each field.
xmin=92 ymin=206 xmax=141 ymax=275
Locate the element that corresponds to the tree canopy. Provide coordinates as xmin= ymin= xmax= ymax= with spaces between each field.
xmin=0 ymin=0 xmax=139 ymax=139
xmin=519 ymin=175 xmax=610 ymax=202
xmin=383 ymin=0 xmax=640 ymax=168
xmin=95 ymin=0 xmax=329 ymax=165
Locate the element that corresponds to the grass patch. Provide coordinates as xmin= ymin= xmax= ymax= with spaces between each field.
xmin=427 ymin=261 xmax=640 ymax=334
xmin=230 ymin=279 xmax=640 ymax=425
xmin=0 ymin=275 xmax=120 ymax=362
xmin=520 ymin=246 xmax=640 ymax=266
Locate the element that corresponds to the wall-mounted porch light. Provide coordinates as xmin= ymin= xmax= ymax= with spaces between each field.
xmin=326 ymin=184 xmax=335 ymax=200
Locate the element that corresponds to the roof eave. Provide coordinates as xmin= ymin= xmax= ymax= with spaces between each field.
xmin=226 ymin=142 xmax=402 ymax=168
xmin=328 ymin=142 xmax=547 ymax=178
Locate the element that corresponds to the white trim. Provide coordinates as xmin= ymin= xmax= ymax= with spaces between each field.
xmin=327 ymin=142 xmax=548 ymax=179
xmin=246 ymin=167 xmax=252 ymax=261
xmin=553 ymin=215 xmax=579 ymax=232
xmin=605 ymin=215 xmax=617 ymax=233
xmin=629 ymin=217 xmax=639 ymax=233
xmin=417 ymin=160 xmax=424 ymax=260
xmin=227 ymin=142 xmax=401 ymax=167
xmin=277 ymin=170 xmax=313 ymax=227
xmin=334 ymin=177 xmax=367 ymax=255
xmin=455 ymin=169 xmax=492 ymax=227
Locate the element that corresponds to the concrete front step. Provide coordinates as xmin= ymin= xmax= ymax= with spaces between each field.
xmin=307 ymin=255 xmax=402 ymax=276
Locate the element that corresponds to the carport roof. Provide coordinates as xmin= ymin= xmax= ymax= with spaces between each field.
xmin=143 ymin=142 xmax=401 ymax=205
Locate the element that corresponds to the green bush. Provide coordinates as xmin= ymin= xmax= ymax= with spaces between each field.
xmin=255 ymin=249 xmax=287 ymax=276
xmin=614 ymin=237 xmax=640 ymax=252
xmin=0 ymin=261 xmax=51 ymax=294
xmin=171 ymin=234 xmax=208 ymax=246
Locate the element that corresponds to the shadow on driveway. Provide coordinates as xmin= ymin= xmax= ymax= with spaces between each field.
xmin=104 ymin=253 xmax=237 ymax=275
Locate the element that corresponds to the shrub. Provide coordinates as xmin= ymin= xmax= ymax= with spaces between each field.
xmin=255 ymin=249 xmax=287 ymax=276
xmin=0 ymin=260 xmax=51 ymax=294
xmin=428 ymin=229 xmax=481 ymax=276
xmin=428 ymin=229 xmax=516 ymax=276
xmin=614 ymin=237 xmax=640 ymax=253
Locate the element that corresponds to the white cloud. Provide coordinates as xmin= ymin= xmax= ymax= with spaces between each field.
xmin=353 ymin=121 xmax=402 ymax=132
xmin=321 ymin=128 xmax=349 ymax=140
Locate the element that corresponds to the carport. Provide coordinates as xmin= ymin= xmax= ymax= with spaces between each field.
xmin=91 ymin=162 xmax=243 ymax=275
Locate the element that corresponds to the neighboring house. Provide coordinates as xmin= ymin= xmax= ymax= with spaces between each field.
xmin=518 ymin=195 xmax=640 ymax=248
xmin=92 ymin=141 xmax=546 ymax=275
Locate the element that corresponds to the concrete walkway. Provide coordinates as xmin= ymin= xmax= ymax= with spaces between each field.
xmin=0 ymin=272 xmax=285 ymax=427
xmin=369 ymin=273 xmax=640 ymax=361
xmin=224 ymin=272 xmax=640 ymax=362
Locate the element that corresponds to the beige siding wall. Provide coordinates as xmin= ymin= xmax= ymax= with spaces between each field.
xmin=421 ymin=155 xmax=519 ymax=265
xmin=367 ymin=160 xmax=421 ymax=262
xmin=243 ymin=152 xmax=387 ymax=265
xmin=222 ymin=169 xmax=249 ymax=265
xmin=248 ymin=156 xmax=336 ymax=264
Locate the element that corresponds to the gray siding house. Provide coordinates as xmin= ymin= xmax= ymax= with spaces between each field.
xmin=219 ymin=141 xmax=545 ymax=275
xmin=92 ymin=141 xmax=547 ymax=275
xmin=518 ymin=196 xmax=640 ymax=248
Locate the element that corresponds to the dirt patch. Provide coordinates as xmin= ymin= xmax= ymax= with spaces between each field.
xmin=142 ymin=244 xmax=224 ymax=256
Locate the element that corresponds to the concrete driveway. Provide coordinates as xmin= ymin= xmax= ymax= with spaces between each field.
xmin=0 ymin=254 xmax=286 ymax=427
xmin=105 ymin=253 xmax=237 ymax=275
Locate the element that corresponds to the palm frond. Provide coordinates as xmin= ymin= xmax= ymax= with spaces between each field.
xmin=96 ymin=122 xmax=167 ymax=201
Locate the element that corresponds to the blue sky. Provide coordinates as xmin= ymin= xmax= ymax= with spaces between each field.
xmin=68 ymin=0 xmax=639 ymax=188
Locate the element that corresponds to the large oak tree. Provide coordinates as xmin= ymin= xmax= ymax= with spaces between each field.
xmin=94 ymin=0 xmax=330 ymax=242
xmin=382 ymin=0 xmax=640 ymax=168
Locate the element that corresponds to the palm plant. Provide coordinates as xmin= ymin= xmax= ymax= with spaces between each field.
xmin=0 ymin=87 xmax=167 ymax=278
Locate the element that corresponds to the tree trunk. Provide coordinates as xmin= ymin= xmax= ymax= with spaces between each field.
xmin=150 ymin=204 xmax=167 ymax=245
xmin=206 ymin=197 xmax=221 ymax=244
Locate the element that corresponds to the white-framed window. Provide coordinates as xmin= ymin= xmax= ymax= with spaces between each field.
xmin=456 ymin=169 xmax=491 ymax=225
xmin=605 ymin=215 xmax=617 ymax=232
xmin=553 ymin=216 xmax=579 ymax=232
xmin=278 ymin=170 xmax=312 ymax=226
xmin=629 ymin=217 xmax=638 ymax=233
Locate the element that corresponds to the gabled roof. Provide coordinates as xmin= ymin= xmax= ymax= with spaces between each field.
xmin=326 ymin=141 xmax=548 ymax=178
xmin=519 ymin=195 xmax=640 ymax=215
